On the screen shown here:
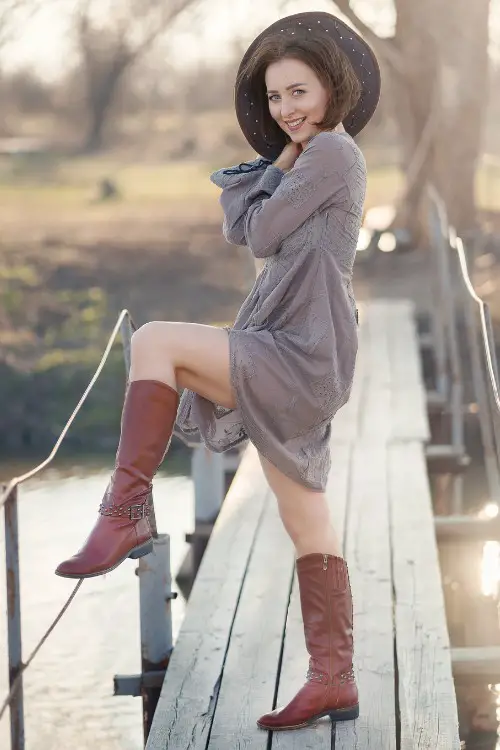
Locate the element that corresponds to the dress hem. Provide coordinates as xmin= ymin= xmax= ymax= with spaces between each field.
xmin=227 ymin=328 xmax=328 ymax=493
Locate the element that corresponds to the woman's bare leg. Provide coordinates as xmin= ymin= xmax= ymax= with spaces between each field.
xmin=129 ymin=321 xmax=235 ymax=408
xmin=256 ymin=454 xmax=358 ymax=733
xmin=130 ymin=321 xmax=343 ymax=558
xmin=55 ymin=321 xmax=235 ymax=578
xmin=258 ymin=453 xmax=342 ymax=558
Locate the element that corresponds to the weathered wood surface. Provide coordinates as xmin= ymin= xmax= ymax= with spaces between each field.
xmin=272 ymin=443 xmax=352 ymax=750
xmin=145 ymin=448 xmax=270 ymax=750
xmin=146 ymin=300 xmax=460 ymax=750
xmin=390 ymin=442 xmax=460 ymax=749
xmin=335 ymin=440 xmax=397 ymax=750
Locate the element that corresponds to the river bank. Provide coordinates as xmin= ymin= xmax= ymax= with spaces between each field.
xmin=1 ymin=143 xmax=499 ymax=456
xmin=3 ymin=234 xmax=500 ymax=455
xmin=0 ymin=211 xmax=254 ymax=453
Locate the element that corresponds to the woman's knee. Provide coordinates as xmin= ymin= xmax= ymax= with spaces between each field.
xmin=131 ymin=321 xmax=171 ymax=354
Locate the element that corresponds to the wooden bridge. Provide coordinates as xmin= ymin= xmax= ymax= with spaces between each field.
xmin=5 ymin=190 xmax=500 ymax=750
xmin=145 ymin=300 xmax=462 ymax=749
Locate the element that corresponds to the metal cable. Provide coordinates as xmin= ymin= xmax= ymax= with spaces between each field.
xmin=0 ymin=309 xmax=135 ymax=719
xmin=0 ymin=308 xmax=133 ymax=511
xmin=449 ymin=229 xmax=500 ymax=414
xmin=427 ymin=186 xmax=500 ymax=415
xmin=0 ymin=580 xmax=84 ymax=722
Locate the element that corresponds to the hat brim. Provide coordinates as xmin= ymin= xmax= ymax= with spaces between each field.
xmin=235 ymin=12 xmax=381 ymax=160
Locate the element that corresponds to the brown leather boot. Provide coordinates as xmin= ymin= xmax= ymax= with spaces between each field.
xmin=55 ymin=380 xmax=179 ymax=579
xmin=257 ymin=553 xmax=359 ymax=731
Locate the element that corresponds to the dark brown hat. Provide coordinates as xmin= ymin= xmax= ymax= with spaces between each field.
xmin=235 ymin=12 xmax=381 ymax=160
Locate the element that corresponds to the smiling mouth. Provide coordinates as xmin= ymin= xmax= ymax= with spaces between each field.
xmin=284 ymin=117 xmax=306 ymax=132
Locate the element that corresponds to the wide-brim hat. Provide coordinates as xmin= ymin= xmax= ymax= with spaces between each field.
xmin=235 ymin=12 xmax=381 ymax=160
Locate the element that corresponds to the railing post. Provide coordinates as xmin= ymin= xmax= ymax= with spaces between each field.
xmin=192 ymin=445 xmax=224 ymax=523
xmin=119 ymin=312 xmax=173 ymax=744
xmin=120 ymin=312 xmax=133 ymax=374
xmin=137 ymin=536 xmax=174 ymax=742
xmin=430 ymin=193 xmax=465 ymax=512
xmin=462 ymin=293 xmax=500 ymax=504
xmin=484 ymin=306 xmax=500 ymax=387
xmin=4 ymin=485 xmax=25 ymax=750
xmin=484 ymin=305 xmax=500 ymax=471
xmin=428 ymin=200 xmax=449 ymax=400
xmin=191 ymin=445 xmax=224 ymax=572
xmin=120 ymin=315 xmax=158 ymax=536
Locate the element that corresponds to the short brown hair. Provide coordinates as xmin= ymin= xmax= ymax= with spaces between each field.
xmin=237 ymin=30 xmax=361 ymax=144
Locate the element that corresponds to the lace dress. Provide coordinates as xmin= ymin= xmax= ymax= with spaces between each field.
xmin=175 ymin=131 xmax=366 ymax=491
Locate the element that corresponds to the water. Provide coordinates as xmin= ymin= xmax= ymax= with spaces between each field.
xmin=0 ymin=462 xmax=193 ymax=750
xmin=2 ymin=462 xmax=500 ymax=749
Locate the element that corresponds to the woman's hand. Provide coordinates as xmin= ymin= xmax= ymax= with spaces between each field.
xmin=273 ymin=142 xmax=302 ymax=172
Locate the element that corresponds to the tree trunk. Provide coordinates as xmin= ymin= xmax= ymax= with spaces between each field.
xmin=83 ymin=63 xmax=127 ymax=152
xmin=84 ymin=97 xmax=113 ymax=152
xmin=79 ymin=36 xmax=131 ymax=153
xmin=389 ymin=0 xmax=490 ymax=241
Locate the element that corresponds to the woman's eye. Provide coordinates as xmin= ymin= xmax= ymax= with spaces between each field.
xmin=268 ymin=89 xmax=305 ymax=101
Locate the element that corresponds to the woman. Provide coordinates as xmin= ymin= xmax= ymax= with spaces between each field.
xmin=55 ymin=11 xmax=380 ymax=732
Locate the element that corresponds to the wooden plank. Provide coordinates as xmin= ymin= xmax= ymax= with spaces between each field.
xmin=207 ymin=493 xmax=294 ymax=749
xmin=331 ymin=304 xmax=368 ymax=443
xmin=357 ymin=303 xmax=392 ymax=443
xmin=333 ymin=298 xmax=429 ymax=445
xmin=386 ymin=301 xmax=422 ymax=385
xmin=146 ymin=297 xmax=449 ymax=749
xmin=387 ymin=301 xmax=430 ymax=442
xmin=353 ymin=300 xmax=429 ymax=443
xmin=271 ymin=442 xmax=353 ymax=750
xmin=389 ymin=383 xmax=429 ymax=443
xmin=146 ymin=446 xmax=269 ymax=750
xmin=335 ymin=440 xmax=397 ymax=750
xmin=389 ymin=442 xmax=461 ymax=749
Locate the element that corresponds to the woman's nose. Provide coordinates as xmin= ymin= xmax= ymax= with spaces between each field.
xmin=281 ymin=101 xmax=296 ymax=119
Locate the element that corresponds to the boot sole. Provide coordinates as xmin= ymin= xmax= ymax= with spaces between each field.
xmin=257 ymin=703 xmax=359 ymax=731
xmin=54 ymin=539 xmax=154 ymax=579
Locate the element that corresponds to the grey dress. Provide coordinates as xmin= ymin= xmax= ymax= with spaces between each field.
xmin=176 ymin=131 xmax=366 ymax=491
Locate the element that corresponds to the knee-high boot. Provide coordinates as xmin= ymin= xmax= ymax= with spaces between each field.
xmin=257 ymin=553 xmax=359 ymax=731
xmin=55 ymin=379 xmax=179 ymax=579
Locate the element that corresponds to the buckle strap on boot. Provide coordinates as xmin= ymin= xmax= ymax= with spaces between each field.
xmin=307 ymin=665 xmax=355 ymax=686
xmin=99 ymin=502 xmax=150 ymax=520
xmin=306 ymin=667 xmax=329 ymax=685
xmin=338 ymin=666 xmax=356 ymax=685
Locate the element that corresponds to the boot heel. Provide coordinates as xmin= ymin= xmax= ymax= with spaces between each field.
xmin=129 ymin=540 xmax=153 ymax=559
xmin=329 ymin=704 xmax=359 ymax=722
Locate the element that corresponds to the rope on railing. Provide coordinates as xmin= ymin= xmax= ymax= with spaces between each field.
xmin=427 ymin=185 xmax=500 ymax=416
xmin=0 ymin=580 xmax=83 ymax=722
xmin=0 ymin=309 xmax=135 ymax=722
xmin=0 ymin=309 xmax=133 ymax=511
xmin=450 ymin=228 xmax=500 ymax=415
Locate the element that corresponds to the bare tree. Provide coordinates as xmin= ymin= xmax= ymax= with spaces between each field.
xmin=76 ymin=0 xmax=198 ymax=152
xmin=0 ymin=0 xmax=39 ymax=50
xmin=333 ymin=0 xmax=492 ymax=238
xmin=0 ymin=0 xmax=22 ymax=48
xmin=0 ymin=0 xmax=42 ymax=135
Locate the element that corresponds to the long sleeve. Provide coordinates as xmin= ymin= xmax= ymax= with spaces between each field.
xmin=243 ymin=132 xmax=356 ymax=259
xmin=211 ymin=159 xmax=283 ymax=246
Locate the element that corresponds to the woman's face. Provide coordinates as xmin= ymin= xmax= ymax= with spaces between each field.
xmin=265 ymin=57 xmax=329 ymax=146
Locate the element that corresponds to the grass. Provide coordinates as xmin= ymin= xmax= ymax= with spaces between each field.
xmin=0 ymin=159 xmax=219 ymax=211
xmin=1 ymin=151 xmax=499 ymax=232
xmin=1 ymin=135 xmax=499 ymax=452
